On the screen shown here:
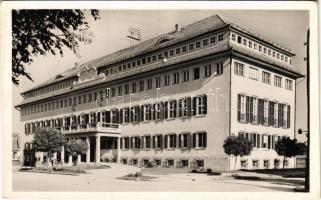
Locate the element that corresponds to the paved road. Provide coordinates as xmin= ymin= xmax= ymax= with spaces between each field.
xmin=12 ymin=164 xmax=301 ymax=192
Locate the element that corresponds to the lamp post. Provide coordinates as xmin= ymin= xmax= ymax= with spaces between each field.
xmin=298 ymin=128 xmax=309 ymax=191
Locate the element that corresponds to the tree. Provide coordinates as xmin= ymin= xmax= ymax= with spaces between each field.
xmin=65 ymin=139 xmax=88 ymax=165
xmin=223 ymin=135 xmax=253 ymax=170
xmin=275 ymin=137 xmax=300 ymax=174
xmin=32 ymin=127 xmax=66 ymax=167
xmin=12 ymin=9 xmax=100 ymax=85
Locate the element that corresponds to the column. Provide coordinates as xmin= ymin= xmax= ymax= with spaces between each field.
xmin=68 ymin=154 xmax=72 ymax=166
xmin=95 ymin=135 xmax=101 ymax=164
xmin=86 ymin=137 xmax=91 ymax=164
xmin=77 ymin=154 xmax=81 ymax=164
xmin=117 ymin=137 xmax=121 ymax=164
xmin=61 ymin=146 xmax=65 ymax=165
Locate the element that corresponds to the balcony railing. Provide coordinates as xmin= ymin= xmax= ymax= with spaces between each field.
xmin=59 ymin=122 xmax=120 ymax=134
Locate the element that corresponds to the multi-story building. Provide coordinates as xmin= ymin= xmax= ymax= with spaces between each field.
xmin=15 ymin=15 xmax=303 ymax=170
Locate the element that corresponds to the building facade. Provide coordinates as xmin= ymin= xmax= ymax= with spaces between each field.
xmin=16 ymin=15 xmax=303 ymax=170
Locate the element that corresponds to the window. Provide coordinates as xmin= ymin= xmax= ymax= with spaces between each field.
xmin=169 ymin=50 xmax=174 ymax=56
xmin=249 ymin=67 xmax=258 ymax=80
xmin=155 ymin=76 xmax=161 ymax=88
xmin=152 ymin=135 xmax=163 ymax=149
xmin=281 ymin=55 xmax=284 ymax=61
xmin=147 ymin=79 xmax=152 ymax=89
xmin=169 ymin=100 xmax=177 ymax=118
xmin=164 ymin=74 xmax=170 ymax=86
xmin=259 ymin=45 xmax=262 ymax=52
xmin=262 ymin=71 xmax=271 ymax=84
xmin=237 ymin=94 xmax=246 ymax=123
xmin=202 ymin=39 xmax=208 ymax=46
xmin=215 ymin=62 xmax=223 ymax=75
xmin=144 ymin=135 xmax=151 ymax=149
xmin=178 ymin=97 xmax=191 ymax=117
xmin=132 ymin=61 xmax=136 ymax=67
xmin=254 ymin=43 xmax=257 ymax=50
xmin=173 ymin=72 xmax=179 ymax=84
xmin=262 ymin=135 xmax=268 ymax=148
xmin=274 ymin=75 xmax=282 ymax=87
xmin=183 ymin=70 xmax=189 ymax=82
xmin=234 ymin=62 xmax=244 ymax=76
xmin=188 ymin=43 xmax=194 ymax=51
xmin=204 ymin=64 xmax=211 ymax=77
xmin=263 ymin=100 xmax=269 ymax=126
xmin=152 ymin=55 xmax=157 ymax=61
xmin=130 ymin=106 xmax=139 ymax=122
xmin=131 ymin=136 xmax=140 ymax=149
xmin=285 ymin=79 xmax=293 ymax=90
xmin=252 ymin=160 xmax=259 ymax=168
xmin=123 ymin=107 xmax=130 ymax=123
xmin=165 ymin=134 xmax=176 ymax=149
xmin=195 ymin=41 xmax=201 ymax=48
xmin=142 ymin=57 xmax=146 ymax=64
xmin=268 ymin=101 xmax=275 ymax=126
xmin=231 ymin=34 xmax=236 ymax=41
xmin=240 ymin=160 xmax=248 ymax=169
xmin=287 ymin=105 xmax=291 ymax=128
xmin=111 ymin=88 xmax=116 ymax=97
xmin=263 ymin=160 xmax=270 ymax=168
xmin=243 ymin=38 xmax=247 ymax=45
xmin=210 ymin=36 xmax=216 ymax=44
xmin=182 ymin=46 xmax=187 ymax=52
xmin=179 ymin=133 xmax=191 ymax=148
xmin=143 ymin=104 xmax=152 ymax=121
xmin=176 ymin=48 xmax=181 ymax=54
xmin=131 ymin=82 xmax=136 ymax=93
xmin=248 ymin=41 xmax=252 ymax=48
xmin=237 ymin=36 xmax=242 ymax=44
xmin=118 ymin=86 xmax=122 ymax=95
xmin=193 ymin=132 xmax=207 ymax=148
xmin=124 ymin=84 xmax=129 ymax=94
xmin=193 ymin=95 xmax=207 ymax=115
xmin=274 ymin=159 xmax=280 ymax=168
xmin=147 ymin=57 xmax=151 ymax=63
xmin=193 ymin=68 xmax=200 ymax=80
xmin=139 ymin=81 xmax=144 ymax=91
xmin=123 ymin=137 xmax=130 ymax=149
xmin=268 ymin=49 xmax=271 ymax=56
xmin=272 ymin=51 xmax=276 ymax=57
xmin=218 ymin=34 xmax=224 ymax=41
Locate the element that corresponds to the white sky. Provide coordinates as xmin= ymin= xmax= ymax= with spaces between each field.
xmin=12 ymin=10 xmax=309 ymax=142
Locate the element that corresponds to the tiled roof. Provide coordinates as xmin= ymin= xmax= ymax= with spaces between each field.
xmin=22 ymin=14 xmax=298 ymax=95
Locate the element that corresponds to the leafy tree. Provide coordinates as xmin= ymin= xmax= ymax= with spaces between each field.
xmin=12 ymin=9 xmax=100 ymax=85
xmin=275 ymin=137 xmax=301 ymax=174
xmin=32 ymin=127 xmax=66 ymax=167
xmin=65 ymin=138 xmax=88 ymax=165
xmin=223 ymin=135 xmax=253 ymax=170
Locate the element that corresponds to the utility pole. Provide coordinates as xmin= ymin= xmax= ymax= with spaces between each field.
xmin=304 ymin=28 xmax=310 ymax=191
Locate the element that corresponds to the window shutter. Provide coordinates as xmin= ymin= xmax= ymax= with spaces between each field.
xmin=140 ymin=136 xmax=144 ymax=149
xmin=106 ymin=111 xmax=111 ymax=123
xmin=192 ymin=97 xmax=197 ymax=116
xmin=187 ymin=133 xmax=192 ymax=148
xmin=130 ymin=108 xmax=134 ymax=123
xmin=287 ymin=105 xmax=291 ymax=128
xmin=152 ymin=104 xmax=156 ymax=120
xmin=119 ymin=109 xmax=123 ymax=124
xmin=178 ymin=134 xmax=181 ymax=148
xmin=152 ymin=136 xmax=155 ymax=148
xmin=25 ymin=124 xmax=28 ymax=135
xmin=165 ymin=135 xmax=168 ymax=148
xmin=120 ymin=138 xmax=123 ymax=149
xmin=174 ymin=134 xmax=177 ymax=148
xmin=257 ymin=135 xmax=260 ymax=148
xmin=137 ymin=137 xmax=141 ymax=149
xmin=140 ymin=105 xmax=144 ymax=122
xmin=246 ymin=96 xmax=250 ymax=123
xmin=249 ymin=97 xmax=253 ymax=123
xmin=192 ymin=133 xmax=196 ymax=148
xmin=160 ymin=135 xmax=163 ymax=149
xmin=160 ymin=102 xmax=164 ymax=119
xmin=173 ymin=100 xmax=177 ymax=118
xmin=237 ymin=94 xmax=241 ymax=121
xmin=178 ymin=99 xmax=182 ymax=117
xmin=187 ymin=97 xmax=192 ymax=116
xmin=203 ymin=95 xmax=207 ymax=115
xmin=204 ymin=133 xmax=207 ymax=147
xmin=164 ymin=102 xmax=168 ymax=119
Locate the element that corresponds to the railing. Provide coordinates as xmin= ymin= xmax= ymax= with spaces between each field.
xmin=59 ymin=122 xmax=120 ymax=134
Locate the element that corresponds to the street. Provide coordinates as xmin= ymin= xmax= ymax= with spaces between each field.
xmin=12 ymin=163 xmax=303 ymax=192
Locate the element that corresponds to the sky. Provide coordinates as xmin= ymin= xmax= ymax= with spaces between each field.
xmin=12 ymin=10 xmax=309 ymax=142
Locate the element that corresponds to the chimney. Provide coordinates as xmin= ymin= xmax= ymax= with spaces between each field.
xmin=175 ymin=24 xmax=182 ymax=32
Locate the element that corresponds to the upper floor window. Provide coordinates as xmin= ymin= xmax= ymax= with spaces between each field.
xmin=183 ymin=70 xmax=190 ymax=82
xmin=234 ymin=62 xmax=244 ymax=76
xmin=124 ymin=84 xmax=129 ymax=94
xmin=164 ymin=74 xmax=170 ymax=86
xmin=147 ymin=79 xmax=152 ymax=89
xmin=131 ymin=82 xmax=137 ymax=93
xmin=215 ymin=62 xmax=223 ymax=75
xmin=231 ymin=34 xmax=236 ymax=41
xmin=204 ymin=64 xmax=211 ymax=77
xmin=202 ymin=39 xmax=208 ymax=46
xmin=218 ymin=34 xmax=224 ymax=41
xmin=237 ymin=36 xmax=242 ymax=44
xmin=248 ymin=41 xmax=252 ymax=48
xmin=249 ymin=67 xmax=258 ymax=80
xmin=155 ymin=76 xmax=161 ymax=88
xmin=173 ymin=72 xmax=180 ymax=84
xmin=195 ymin=41 xmax=201 ymax=48
xmin=193 ymin=68 xmax=200 ymax=80
xmin=262 ymin=71 xmax=271 ymax=84
xmin=285 ymin=79 xmax=293 ymax=90
xmin=274 ymin=75 xmax=282 ymax=87
xmin=243 ymin=38 xmax=247 ymax=46
xmin=139 ymin=81 xmax=144 ymax=91
xmin=210 ymin=36 xmax=216 ymax=44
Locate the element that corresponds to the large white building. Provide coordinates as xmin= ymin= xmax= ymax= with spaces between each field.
xmin=16 ymin=15 xmax=303 ymax=170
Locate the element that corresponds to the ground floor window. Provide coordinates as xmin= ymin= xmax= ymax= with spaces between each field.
xmin=167 ymin=159 xmax=174 ymax=167
xmin=240 ymin=160 xmax=248 ymax=169
xmin=143 ymin=159 xmax=149 ymax=166
xmin=196 ymin=160 xmax=204 ymax=168
xmin=181 ymin=160 xmax=189 ymax=167
xmin=252 ymin=160 xmax=259 ymax=168
xmin=284 ymin=159 xmax=289 ymax=168
xmin=122 ymin=159 xmax=127 ymax=164
xmin=263 ymin=160 xmax=270 ymax=168
xmin=274 ymin=159 xmax=280 ymax=168
xmin=132 ymin=159 xmax=138 ymax=165
xmin=155 ymin=159 xmax=161 ymax=166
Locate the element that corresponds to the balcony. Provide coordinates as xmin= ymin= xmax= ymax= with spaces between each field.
xmin=60 ymin=122 xmax=121 ymax=135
